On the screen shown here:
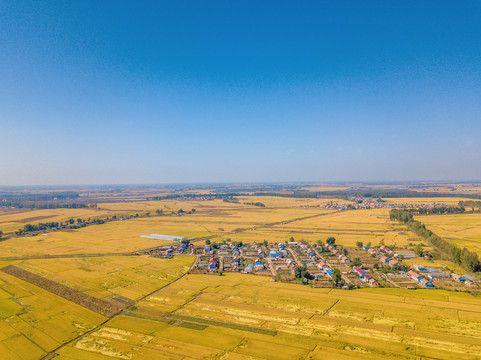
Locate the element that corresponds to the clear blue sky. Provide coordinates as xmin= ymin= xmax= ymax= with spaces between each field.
xmin=1 ymin=1 xmax=481 ymax=185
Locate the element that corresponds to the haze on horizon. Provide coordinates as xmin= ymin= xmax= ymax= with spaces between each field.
xmin=1 ymin=1 xmax=481 ymax=186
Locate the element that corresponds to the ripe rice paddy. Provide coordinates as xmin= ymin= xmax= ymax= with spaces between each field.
xmin=417 ymin=213 xmax=481 ymax=257
xmin=54 ymin=273 xmax=481 ymax=360
xmin=1 ymin=196 xmax=481 ymax=359
xmin=15 ymin=255 xmax=194 ymax=301
xmin=224 ymin=208 xmax=417 ymax=247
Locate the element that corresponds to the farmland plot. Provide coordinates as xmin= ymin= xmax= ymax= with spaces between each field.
xmin=61 ymin=273 xmax=481 ymax=360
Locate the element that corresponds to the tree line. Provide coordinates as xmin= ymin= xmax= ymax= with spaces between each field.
xmin=0 ymin=201 xmax=88 ymax=209
xmin=0 ymin=191 xmax=80 ymax=201
xmin=243 ymin=202 xmax=266 ymax=207
xmin=152 ymin=193 xmax=241 ymax=201
xmin=15 ymin=217 xmax=107 ymax=235
xmin=458 ymin=200 xmax=481 ymax=209
xmin=390 ymin=209 xmax=481 ymax=272
xmin=410 ymin=206 xmax=466 ymax=215
xmin=255 ymin=190 xmax=481 ymax=200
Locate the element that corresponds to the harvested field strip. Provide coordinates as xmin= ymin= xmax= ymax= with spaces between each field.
xmin=125 ymin=312 xmax=208 ymax=330
xmin=128 ymin=309 xmax=277 ymax=336
xmin=167 ymin=313 xmax=277 ymax=336
xmin=1 ymin=265 xmax=120 ymax=317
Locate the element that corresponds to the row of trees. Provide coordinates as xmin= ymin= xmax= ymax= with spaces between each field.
xmin=15 ymin=217 xmax=107 ymax=235
xmin=152 ymin=193 xmax=240 ymax=201
xmin=459 ymin=200 xmax=481 ymax=208
xmin=390 ymin=209 xmax=481 ymax=272
xmin=0 ymin=201 xmax=88 ymax=209
xmin=0 ymin=191 xmax=79 ymax=201
xmin=243 ymin=202 xmax=266 ymax=207
xmin=412 ymin=206 xmax=465 ymax=215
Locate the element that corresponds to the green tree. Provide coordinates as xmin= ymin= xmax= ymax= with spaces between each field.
xmin=294 ymin=266 xmax=312 ymax=281
xmin=326 ymin=237 xmax=336 ymax=245
xmin=352 ymin=257 xmax=362 ymax=267
xmin=356 ymin=241 xmax=363 ymax=248
xmin=205 ymin=239 xmax=211 ymax=245
xmin=414 ymin=244 xmax=424 ymax=257
xmin=330 ymin=268 xmax=342 ymax=287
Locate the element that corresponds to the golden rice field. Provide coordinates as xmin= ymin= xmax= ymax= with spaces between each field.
xmin=0 ymin=219 xmax=174 ymax=258
xmin=0 ymin=268 xmax=106 ymax=360
xmin=234 ymin=196 xmax=352 ymax=208
xmin=0 ymin=255 xmax=193 ymax=359
xmin=14 ymin=256 xmax=194 ymax=301
xmin=417 ymin=213 xmax=481 ymax=257
xmin=0 ymin=207 xmax=121 ymax=233
xmin=223 ymin=209 xmax=417 ymax=247
xmin=55 ymin=273 xmax=481 ymax=360
xmin=0 ymin=201 xmax=331 ymax=258
xmin=2 ymin=196 xmax=481 ymax=359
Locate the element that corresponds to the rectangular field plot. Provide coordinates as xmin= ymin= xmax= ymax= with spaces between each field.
xmin=15 ymin=255 xmax=194 ymax=301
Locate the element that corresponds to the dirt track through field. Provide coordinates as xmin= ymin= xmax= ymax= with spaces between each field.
xmin=1 ymin=265 xmax=121 ymax=317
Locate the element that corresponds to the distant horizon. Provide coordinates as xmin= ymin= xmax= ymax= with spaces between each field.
xmin=1 ymin=180 xmax=481 ymax=189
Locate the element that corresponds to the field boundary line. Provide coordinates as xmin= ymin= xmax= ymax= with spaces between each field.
xmin=321 ymin=299 xmax=339 ymax=316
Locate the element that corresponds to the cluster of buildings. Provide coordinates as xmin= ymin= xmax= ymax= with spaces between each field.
xmin=353 ymin=266 xmax=379 ymax=286
xmin=406 ymin=270 xmax=434 ymax=288
xmin=207 ymin=257 xmax=218 ymax=272
xmin=315 ymin=261 xmax=333 ymax=279
xmin=362 ymin=245 xmax=401 ymax=268
xmin=250 ymin=242 xmax=265 ymax=256
xmin=139 ymin=243 xmax=193 ymax=257
xmin=411 ymin=265 xmax=477 ymax=287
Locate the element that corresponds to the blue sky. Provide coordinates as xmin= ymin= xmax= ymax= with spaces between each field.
xmin=1 ymin=1 xmax=481 ymax=185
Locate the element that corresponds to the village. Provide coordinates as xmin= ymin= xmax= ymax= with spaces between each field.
xmin=136 ymin=235 xmax=479 ymax=292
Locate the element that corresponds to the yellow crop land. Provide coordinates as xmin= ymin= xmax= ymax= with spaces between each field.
xmin=0 ymin=201 xmax=333 ymax=257
xmin=54 ymin=273 xmax=481 ymax=360
xmin=15 ymin=255 xmax=194 ymax=301
xmin=417 ymin=213 xmax=481 ymax=257
xmin=0 ymin=270 xmax=106 ymax=360
xmin=0 ymin=207 xmax=119 ymax=233
xmin=2 ymin=197 xmax=481 ymax=359
xmin=236 ymin=208 xmax=417 ymax=247
xmin=234 ymin=196 xmax=352 ymax=207
xmin=0 ymin=219 xmax=175 ymax=257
